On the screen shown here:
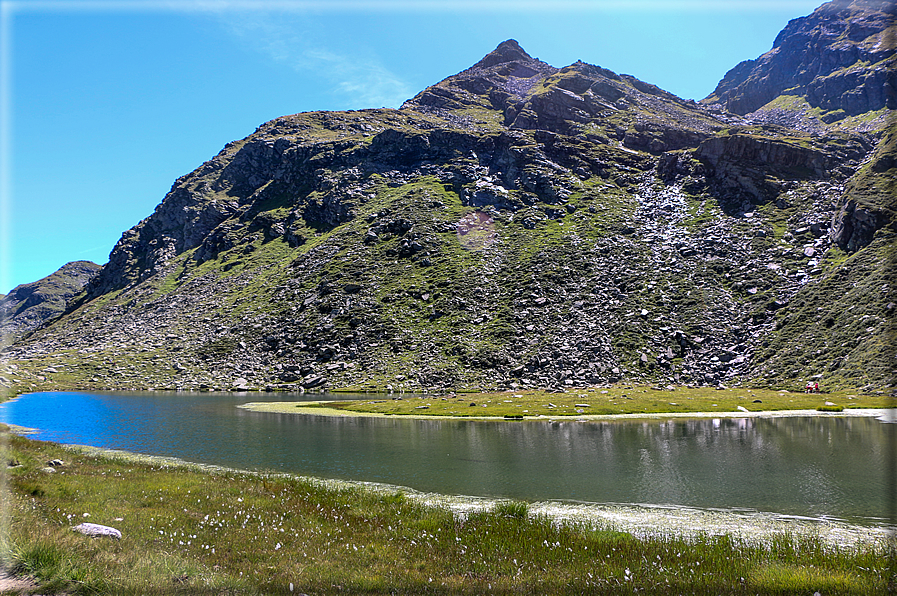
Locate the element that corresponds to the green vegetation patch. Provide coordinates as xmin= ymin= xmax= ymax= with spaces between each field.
xmin=268 ymin=386 xmax=889 ymax=419
xmin=753 ymin=234 xmax=897 ymax=391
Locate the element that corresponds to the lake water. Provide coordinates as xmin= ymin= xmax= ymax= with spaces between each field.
xmin=1 ymin=391 xmax=893 ymax=526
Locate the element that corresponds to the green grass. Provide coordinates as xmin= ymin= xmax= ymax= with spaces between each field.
xmin=752 ymin=233 xmax=897 ymax=391
xmin=262 ymin=385 xmax=888 ymax=419
xmin=3 ymin=431 xmax=891 ymax=595
xmin=817 ymin=405 xmax=844 ymax=412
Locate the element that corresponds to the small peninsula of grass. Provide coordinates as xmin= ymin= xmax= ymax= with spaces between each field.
xmin=245 ymin=385 xmax=890 ymax=419
xmin=3 ymin=431 xmax=893 ymax=595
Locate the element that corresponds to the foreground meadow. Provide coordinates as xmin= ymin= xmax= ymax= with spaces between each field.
xmin=2 ymin=430 xmax=893 ymax=595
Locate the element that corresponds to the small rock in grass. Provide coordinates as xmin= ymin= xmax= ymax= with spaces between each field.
xmin=47 ymin=459 xmax=64 ymax=467
xmin=73 ymin=523 xmax=122 ymax=539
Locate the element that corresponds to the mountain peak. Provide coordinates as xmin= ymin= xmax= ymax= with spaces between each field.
xmin=472 ymin=39 xmax=533 ymax=69
xmin=401 ymin=39 xmax=555 ymax=112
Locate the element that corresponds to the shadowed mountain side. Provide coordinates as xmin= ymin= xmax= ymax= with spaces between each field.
xmin=0 ymin=261 xmax=101 ymax=342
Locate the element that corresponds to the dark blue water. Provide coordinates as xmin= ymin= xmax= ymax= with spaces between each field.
xmin=2 ymin=391 xmax=892 ymax=524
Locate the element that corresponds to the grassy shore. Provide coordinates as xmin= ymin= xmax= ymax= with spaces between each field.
xmin=2 ymin=430 xmax=894 ymax=595
xmin=244 ymin=385 xmax=891 ymax=419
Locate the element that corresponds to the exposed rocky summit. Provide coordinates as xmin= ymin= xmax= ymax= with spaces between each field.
xmin=0 ymin=261 xmax=101 ymax=343
xmin=4 ymin=1 xmax=895 ymax=395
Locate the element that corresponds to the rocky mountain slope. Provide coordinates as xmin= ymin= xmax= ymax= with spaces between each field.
xmin=3 ymin=0 xmax=894 ymax=395
xmin=0 ymin=261 xmax=101 ymax=344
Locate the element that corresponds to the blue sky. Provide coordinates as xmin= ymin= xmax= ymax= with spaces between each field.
xmin=1 ymin=0 xmax=825 ymax=294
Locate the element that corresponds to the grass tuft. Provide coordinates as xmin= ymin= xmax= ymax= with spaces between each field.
xmin=493 ymin=500 xmax=528 ymax=519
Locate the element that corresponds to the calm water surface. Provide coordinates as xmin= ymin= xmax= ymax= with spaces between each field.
xmin=1 ymin=391 xmax=891 ymax=525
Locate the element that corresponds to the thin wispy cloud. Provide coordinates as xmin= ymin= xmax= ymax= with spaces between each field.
xmin=305 ymin=47 xmax=415 ymax=109
xmin=215 ymin=10 xmax=414 ymax=109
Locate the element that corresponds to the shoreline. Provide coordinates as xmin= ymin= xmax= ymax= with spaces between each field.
xmin=6 ymin=398 xmax=894 ymax=551
xmin=45 ymin=441 xmax=895 ymax=550
xmin=240 ymin=401 xmax=895 ymax=422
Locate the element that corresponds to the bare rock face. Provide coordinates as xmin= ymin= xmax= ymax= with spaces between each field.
xmin=706 ymin=0 xmax=896 ymax=116
xmin=831 ymin=199 xmax=886 ymax=250
xmin=694 ymin=130 xmax=870 ymax=205
xmin=402 ymin=39 xmax=558 ymax=118
xmin=697 ymin=135 xmax=828 ymax=175
xmin=471 ymin=39 xmax=534 ymax=69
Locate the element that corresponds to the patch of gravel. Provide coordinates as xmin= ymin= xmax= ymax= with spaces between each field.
xmin=0 ymin=571 xmax=45 ymax=594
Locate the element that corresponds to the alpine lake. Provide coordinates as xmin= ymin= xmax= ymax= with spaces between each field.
xmin=2 ymin=389 xmax=894 ymax=545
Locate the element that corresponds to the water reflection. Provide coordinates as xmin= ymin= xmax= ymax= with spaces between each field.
xmin=0 ymin=391 xmax=891 ymax=523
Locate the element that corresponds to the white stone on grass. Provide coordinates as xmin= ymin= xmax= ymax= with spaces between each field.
xmin=73 ymin=523 xmax=122 ymax=539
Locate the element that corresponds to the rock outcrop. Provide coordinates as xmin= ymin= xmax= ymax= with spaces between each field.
xmin=706 ymin=0 xmax=896 ymax=117
xmin=831 ymin=122 xmax=897 ymax=250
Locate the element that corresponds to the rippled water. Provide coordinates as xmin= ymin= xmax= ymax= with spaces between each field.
xmin=2 ymin=391 xmax=892 ymax=525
